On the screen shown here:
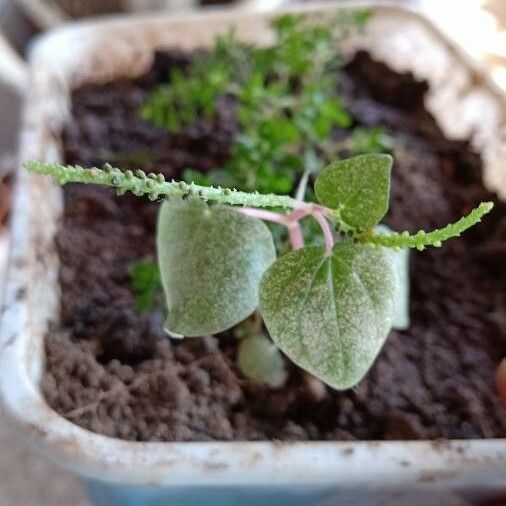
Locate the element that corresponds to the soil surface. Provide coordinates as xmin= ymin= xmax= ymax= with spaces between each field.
xmin=42 ymin=51 xmax=506 ymax=441
xmin=0 ymin=176 xmax=10 ymax=227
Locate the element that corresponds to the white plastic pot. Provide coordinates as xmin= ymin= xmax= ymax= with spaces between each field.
xmin=1 ymin=3 xmax=506 ymax=505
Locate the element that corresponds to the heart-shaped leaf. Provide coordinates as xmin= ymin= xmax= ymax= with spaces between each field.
xmin=157 ymin=199 xmax=276 ymax=337
xmin=314 ymin=154 xmax=392 ymax=230
xmin=260 ymin=242 xmax=396 ymax=389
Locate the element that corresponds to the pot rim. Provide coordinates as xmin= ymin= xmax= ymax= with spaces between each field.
xmin=1 ymin=0 xmax=506 ymax=487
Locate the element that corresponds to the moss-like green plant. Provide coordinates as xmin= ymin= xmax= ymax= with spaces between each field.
xmin=140 ymin=12 xmax=386 ymax=196
xmin=25 ymin=156 xmax=492 ymax=389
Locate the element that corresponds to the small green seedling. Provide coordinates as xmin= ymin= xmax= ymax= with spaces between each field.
xmin=25 ymin=156 xmax=492 ymax=389
xmin=129 ymin=260 xmax=161 ymax=313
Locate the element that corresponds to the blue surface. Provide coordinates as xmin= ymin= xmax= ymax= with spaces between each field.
xmin=83 ymin=477 xmax=485 ymax=505
xmin=84 ymin=481 xmax=343 ymax=506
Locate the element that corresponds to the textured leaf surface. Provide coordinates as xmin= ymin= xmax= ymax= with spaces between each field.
xmin=314 ymin=154 xmax=392 ymax=230
xmin=238 ymin=333 xmax=287 ymax=387
xmin=260 ymin=242 xmax=396 ymax=389
xmin=157 ymin=199 xmax=276 ymax=336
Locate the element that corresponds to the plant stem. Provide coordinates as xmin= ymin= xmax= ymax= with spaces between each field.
xmin=236 ymin=208 xmax=287 ymax=224
xmin=287 ymin=222 xmax=304 ymax=250
xmin=237 ymin=207 xmax=305 ymax=249
xmin=237 ymin=207 xmax=306 ymax=249
xmin=313 ymin=211 xmax=335 ymax=254
xmin=238 ymin=205 xmax=336 ymax=252
xmin=294 ymin=169 xmax=311 ymax=201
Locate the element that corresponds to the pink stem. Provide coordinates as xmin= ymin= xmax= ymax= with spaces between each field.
xmin=238 ymin=204 xmax=333 ymax=253
xmin=287 ymin=222 xmax=304 ymax=250
xmin=286 ymin=207 xmax=310 ymax=222
xmin=237 ymin=207 xmax=287 ymax=224
xmin=313 ymin=211 xmax=334 ymax=254
xmin=239 ymin=206 xmax=307 ymax=249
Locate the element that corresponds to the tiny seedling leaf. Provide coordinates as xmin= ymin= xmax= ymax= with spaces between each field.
xmin=260 ymin=242 xmax=396 ymax=389
xmin=128 ymin=260 xmax=161 ymax=313
xmin=237 ymin=333 xmax=287 ymax=388
xmin=157 ymin=198 xmax=276 ymax=336
xmin=314 ymin=154 xmax=392 ymax=230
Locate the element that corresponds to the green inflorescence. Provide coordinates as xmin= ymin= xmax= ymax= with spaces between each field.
xmin=25 ymin=160 xmax=493 ymax=252
xmin=361 ymin=202 xmax=494 ymax=250
xmin=25 ymin=160 xmax=300 ymax=210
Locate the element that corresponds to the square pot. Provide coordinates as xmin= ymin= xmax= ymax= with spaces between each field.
xmin=1 ymin=2 xmax=506 ymax=505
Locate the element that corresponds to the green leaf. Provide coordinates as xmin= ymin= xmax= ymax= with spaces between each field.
xmin=128 ymin=260 xmax=161 ymax=313
xmin=314 ymin=154 xmax=393 ymax=230
xmin=157 ymin=198 xmax=276 ymax=336
xmin=237 ymin=333 xmax=287 ymax=388
xmin=260 ymin=242 xmax=396 ymax=389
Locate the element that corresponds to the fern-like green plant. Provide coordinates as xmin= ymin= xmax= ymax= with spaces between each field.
xmin=140 ymin=12 xmax=384 ymax=196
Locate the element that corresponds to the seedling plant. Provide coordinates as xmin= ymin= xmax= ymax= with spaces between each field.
xmin=26 ymin=158 xmax=492 ymax=389
xmin=25 ymin=13 xmax=493 ymax=390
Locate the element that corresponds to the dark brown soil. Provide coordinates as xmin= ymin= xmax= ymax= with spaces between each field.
xmin=42 ymin=51 xmax=506 ymax=441
xmin=0 ymin=176 xmax=11 ymax=227
xmin=56 ymin=0 xmax=125 ymax=19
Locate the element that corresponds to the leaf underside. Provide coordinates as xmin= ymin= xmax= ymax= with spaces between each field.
xmin=157 ymin=198 xmax=276 ymax=336
xmin=260 ymin=242 xmax=396 ymax=389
